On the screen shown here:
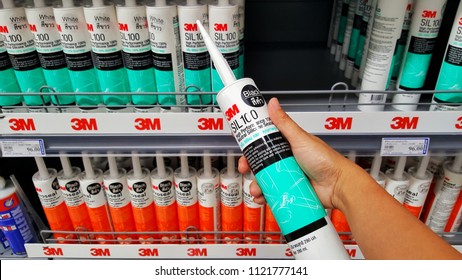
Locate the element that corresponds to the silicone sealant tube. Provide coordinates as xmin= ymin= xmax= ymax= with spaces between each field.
xmin=116 ymin=0 xmax=158 ymax=112
xmin=220 ymin=153 xmax=243 ymax=244
xmin=368 ymin=152 xmax=386 ymax=187
xmin=327 ymin=0 xmax=341 ymax=49
xmin=0 ymin=0 xmax=50 ymax=111
xmin=127 ymin=154 xmax=158 ymax=243
xmin=0 ymin=176 xmax=37 ymax=255
xmin=422 ymin=154 xmax=462 ymax=233
xmin=25 ymin=0 xmax=76 ymax=110
xmin=209 ymin=0 xmax=240 ymax=96
xmin=32 ymin=157 xmax=75 ymax=242
xmin=444 ymin=191 xmax=462 ymax=232
xmin=393 ymin=0 xmax=448 ymax=111
xmin=230 ymin=0 xmax=244 ymax=79
xmin=339 ymin=0 xmax=357 ymax=71
xmin=178 ymin=0 xmax=212 ymax=112
xmin=197 ymin=154 xmax=220 ymax=244
xmin=387 ymin=0 xmax=413 ymax=92
xmin=403 ymin=155 xmax=433 ymax=218
xmin=83 ymin=0 xmax=131 ymax=110
xmin=344 ymin=0 xmax=366 ymax=79
xmin=0 ymin=37 xmax=24 ymax=113
xmin=103 ymin=155 xmax=137 ymax=243
xmin=352 ymin=0 xmax=377 ymax=88
xmin=146 ymin=0 xmax=186 ymax=112
xmin=358 ymin=0 xmax=408 ymax=112
xmin=58 ymin=156 xmax=94 ymax=241
xmin=264 ymin=204 xmax=281 ymax=244
xmin=384 ymin=156 xmax=410 ymax=204
xmin=174 ymin=154 xmax=200 ymax=243
xmin=80 ymin=156 xmax=113 ymax=243
xmin=151 ymin=154 xmax=179 ymax=244
xmin=335 ymin=0 xmax=350 ymax=62
xmin=330 ymin=0 xmax=344 ymax=55
xmin=430 ymin=1 xmax=462 ymax=111
xmin=243 ymin=171 xmax=264 ymax=244
xmin=197 ymin=20 xmax=349 ymax=259
xmin=53 ymin=0 xmax=102 ymax=111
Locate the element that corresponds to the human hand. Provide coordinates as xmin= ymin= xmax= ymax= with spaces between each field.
xmin=238 ymin=97 xmax=371 ymax=211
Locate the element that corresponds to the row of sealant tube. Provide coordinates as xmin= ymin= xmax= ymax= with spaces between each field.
xmin=31 ymin=153 xmax=283 ymax=244
xmin=330 ymin=152 xmax=462 ymax=243
xmin=327 ymin=0 xmax=462 ymax=112
xmin=0 ymin=0 xmax=245 ymax=113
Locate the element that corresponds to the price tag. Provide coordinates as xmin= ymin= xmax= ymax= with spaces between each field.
xmin=381 ymin=138 xmax=429 ymax=156
xmin=0 ymin=139 xmax=46 ymax=157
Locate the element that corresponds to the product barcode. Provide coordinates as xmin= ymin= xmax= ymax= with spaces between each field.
xmin=2 ymin=145 xmax=13 ymax=152
xmin=370 ymin=95 xmax=385 ymax=102
xmin=384 ymin=145 xmax=394 ymax=150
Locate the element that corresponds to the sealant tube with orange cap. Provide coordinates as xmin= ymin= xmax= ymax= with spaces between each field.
xmin=243 ymin=171 xmax=264 ymax=244
xmin=58 ymin=156 xmax=94 ymax=242
xmin=151 ymin=154 xmax=179 ymax=244
xmin=80 ymin=156 xmax=114 ymax=243
xmin=264 ymin=204 xmax=282 ymax=244
xmin=174 ymin=154 xmax=200 ymax=243
xmin=103 ymin=155 xmax=137 ymax=244
xmin=127 ymin=154 xmax=158 ymax=244
xmin=32 ymin=157 xmax=75 ymax=243
xmin=197 ymin=154 xmax=220 ymax=244
xmin=403 ymin=155 xmax=433 ymax=218
xmin=219 ymin=154 xmax=242 ymax=243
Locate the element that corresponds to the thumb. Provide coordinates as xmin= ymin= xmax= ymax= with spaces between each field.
xmin=267 ymin=98 xmax=309 ymax=147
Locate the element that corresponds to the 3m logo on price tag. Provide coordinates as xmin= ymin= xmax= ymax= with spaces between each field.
xmin=0 ymin=139 xmax=46 ymax=157
xmin=381 ymin=138 xmax=430 ymax=156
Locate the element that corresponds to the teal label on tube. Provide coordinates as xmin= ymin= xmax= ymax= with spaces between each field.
xmin=399 ymin=36 xmax=436 ymax=89
xmin=434 ymin=45 xmax=462 ymax=102
xmin=53 ymin=6 xmax=101 ymax=105
xmin=337 ymin=0 xmax=350 ymax=45
xmin=0 ymin=42 xmax=22 ymax=105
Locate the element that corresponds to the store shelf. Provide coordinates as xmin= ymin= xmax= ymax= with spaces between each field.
xmin=1 ymin=90 xmax=461 ymax=156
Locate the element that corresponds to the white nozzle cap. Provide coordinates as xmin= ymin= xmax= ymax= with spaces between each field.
xmin=156 ymin=0 xmax=167 ymax=6
xmin=82 ymin=156 xmax=95 ymax=179
xmin=34 ymin=157 xmax=50 ymax=179
xmin=125 ymin=0 xmax=137 ymax=7
xmin=0 ymin=176 xmax=6 ymax=189
xmin=203 ymin=154 xmax=212 ymax=178
xmin=393 ymin=156 xmax=407 ymax=180
xmin=155 ymin=154 xmax=166 ymax=178
xmin=451 ymin=153 xmax=462 ymax=172
xmin=131 ymin=153 xmax=143 ymax=179
xmin=61 ymin=0 xmax=75 ymax=8
xmin=196 ymin=20 xmax=236 ymax=87
xmin=2 ymin=0 xmax=15 ymax=9
xmin=186 ymin=0 xmax=197 ymax=5
xmin=218 ymin=0 xmax=229 ymax=6
xmin=92 ymin=0 xmax=105 ymax=7
xmin=347 ymin=151 xmax=356 ymax=163
xmin=180 ymin=153 xmax=189 ymax=177
xmin=370 ymin=153 xmax=382 ymax=180
xmin=107 ymin=155 xmax=119 ymax=178
xmin=227 ymin=152 xmax=235 ymax=177
xmin=59 ymin=156 xmax=74 ymax=178
xmin=33 ymin=0 xmax=47 ymax=7
xmin=416 ymin=155 xmax=431 ymax=178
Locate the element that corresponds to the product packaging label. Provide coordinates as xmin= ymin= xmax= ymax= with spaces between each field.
xmin=152 ymin=178 xmax=176 ymax=207
xmin=403 ymin=170 xmax=432 ymax=217
xmin=220 ymin=175 xmax=242 ymax=208
xmin=0 ymin=190 xmax=36 ymax=243
xmin=33 ymin=175 xmax=65 ymax=208
xmin=128 ymin=175 xmax=154 ymax=209
xmin=103 ymin=178 xmax=131 ymax=208
xmin=59 ymin=177 xmax=85 ymax=207
xmin=80 ymin=177 xmax=107 ymax=208
xmin=174 ymin=179 xmax=198 ymax=207
xmin=197 ymin=172 xmax=220 ymax=208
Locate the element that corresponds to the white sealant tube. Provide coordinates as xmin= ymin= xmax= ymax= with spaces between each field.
xmin=384 ymin=156 xmax=410 ymax=204
xmin=423 ymin=154 xmax=462 ymax=233
xmin=335 ymin=0 xmax=351 ymax=62
xmin=358 ymin=0 xmax=408 ymax=111
xmin=197 ymin=20 xmax=349 ymax=259
xmin=369 ymin=152 xmax=386 ymax=187
xmin=330 ymin=0 xmax=344 ymax=55
xmin=339 ymin=0 xmax=358 ymax=71
xmin=197 ymin=154 xmax=220 ymax=243
xmin=403 ymin=155 xmax=433 ymax=218
xmin=327 ymin=0 xmax=340 ymax=49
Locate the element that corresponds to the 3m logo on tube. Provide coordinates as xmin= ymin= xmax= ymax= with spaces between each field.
xmin=134 ymin=118 xmax=161 ymax=131
xmin=9 ymin=118 xmax=36 ymax=131
xmin=390 ymin=117 xmax=419 ymax=130
xmin=71 ymin=118 xmax=98 ymax=131
xmin=0 ymin=26 xmax=9 ymax=33
xmin=57 ymin=24 xmax=62 ymax=32
xmin=118 ymin=23 xmax=129 ymax=32
xmin=456 ymin=117 xmax=462 ymax=129
xmin=324 ymin=117 xmax=352 ymax=130
xmin=138 ymin=248 xmax=159 ymax=257
xmin=87 ymin=24 xmax=94 ymax=32
xmin=225 ymin=104 xmax=240 ymax=121
xmin=184 ymin=23 xmax=197 ymax=32
xmin=347 ymin=248 xmax=356 ymax=257
xmin=422 ymin=10 xmax=437 ymax=18
xmin=198 ymin=118 xmax=223 ymax=130
xmin=29 ymin=24 xmax=37 ymax=32
xmin=214 ymin=23 xmax=228 ymax=31
xmin=236 ymin=247 xmax=256 ymax=257
xmin=187 ymin=248 xmax=207 ymax=257
xmin=43 ymin=247 xmax=63 ymax=256
xmin=285 ymin=248 xmax=293 ymax=257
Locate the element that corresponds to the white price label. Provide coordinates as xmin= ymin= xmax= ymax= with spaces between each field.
xmin=381 ymin=138 xmax=430 ymax=156
xmin=0 ymin=139 xmax=46 ymax=157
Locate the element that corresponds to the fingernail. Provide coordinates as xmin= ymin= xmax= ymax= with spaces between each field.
xmin=269 ymin=97 xmax=281 ymax=110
